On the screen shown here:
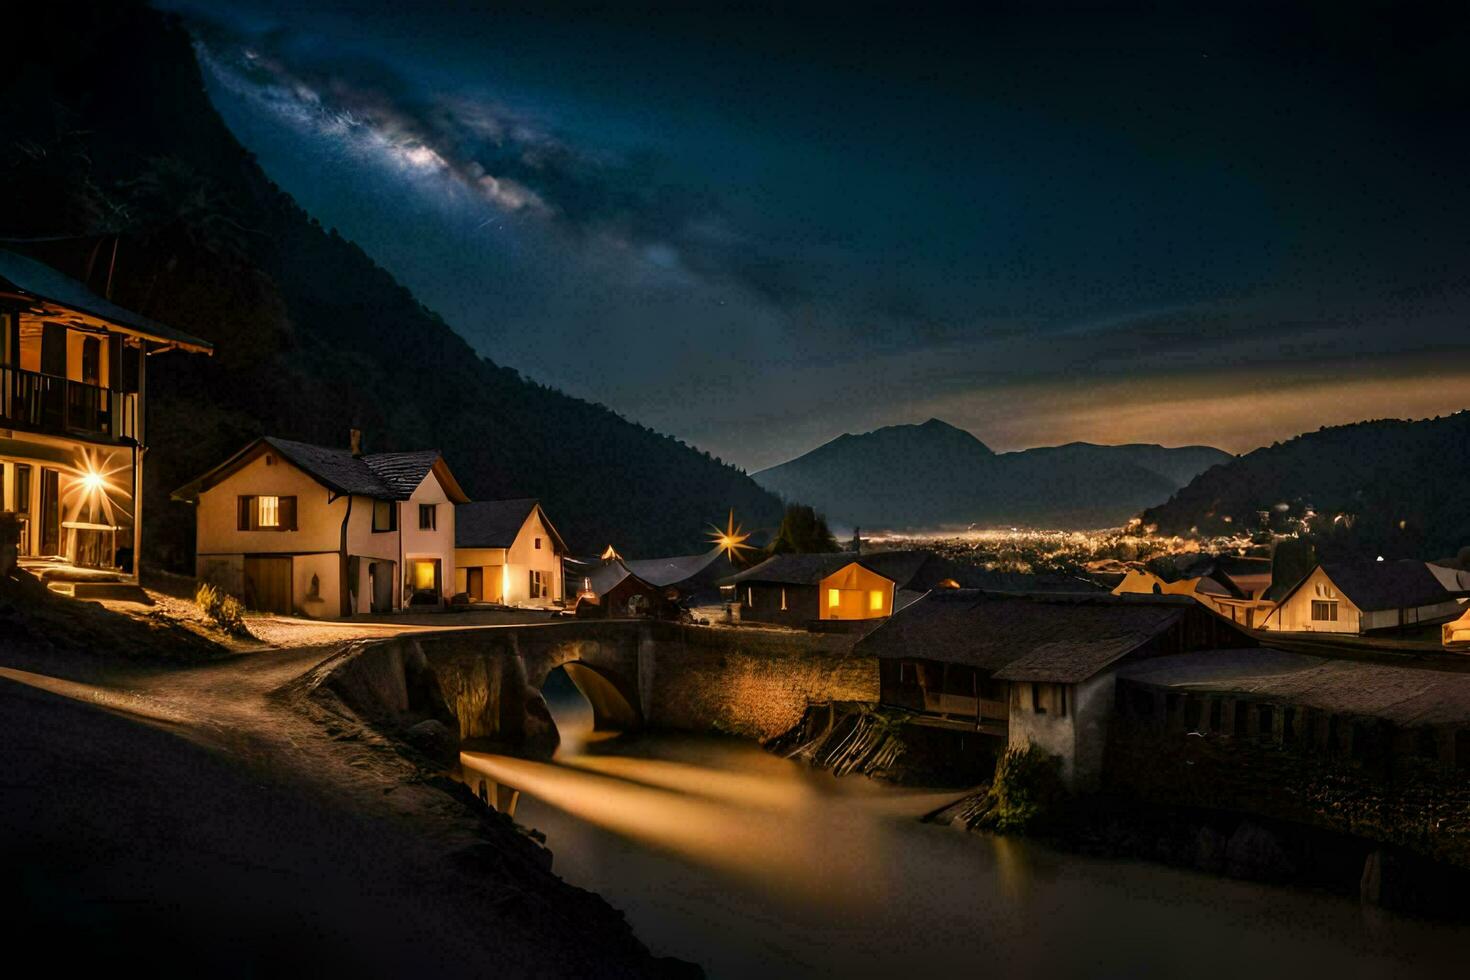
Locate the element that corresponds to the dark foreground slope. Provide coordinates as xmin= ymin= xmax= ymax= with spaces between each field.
xmin=1141 ymin=413 xmax=1470 ymax=559
xmin=0 ymin=1 xmax=781 ymax=562
xmin=753 ymin=418 xmax=1230 ymax=529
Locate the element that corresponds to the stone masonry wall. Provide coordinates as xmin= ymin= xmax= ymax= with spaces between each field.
xmin=644 ymin=624 xmax=879 ymax=740
xmin=1106 ymin=679 xmax=1470 ymax=869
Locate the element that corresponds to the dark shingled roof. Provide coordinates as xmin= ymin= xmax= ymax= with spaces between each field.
xmin=456 ymin=499 xmax=538 ymax=548
xmin=624 ymin=547 xmax=734 ymax=589
xmin=456 ymin=499 xmax=566 ymax=553
xmin=858 ymin=589 xmax=1202 ymax=682
xmin=264 ymin=438 xmax=444 ymax=500
xmin=1314 ymin=560 xmax=1453 ymax=612
xmin=172 ymin=436 xmax=463 ymax=503
xmin=726 ymin=552 xmax=867 ymax=586
xmin=1119 ymin=649 xmax=1470 ymax=727
xmin=0 ymin=248 xmax=212 ymax=352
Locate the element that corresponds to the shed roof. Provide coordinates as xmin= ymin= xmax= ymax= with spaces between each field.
xmin=1118 ymin=649 xmax=1470 ymax=727
xmin=726 ymin=552 xmax=862 ymax=586
xmin=859 ymin=589 xmax=1200 ymax=681
xmin=171 ymin=436 xmax=467 ymax=503
xmin=0 ymin=248 xmax=213 ymax=353
xmin=624 ymin=546 xmax=733 ymax=589
xmin=1287 ymin=560 xmax=1453 ymax=612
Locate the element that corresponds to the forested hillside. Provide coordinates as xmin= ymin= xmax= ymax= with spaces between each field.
xmin=1 ymin=2 xmax=783 ymax=564
xmin=1140 ymin=413 xmax=1470 ymax=560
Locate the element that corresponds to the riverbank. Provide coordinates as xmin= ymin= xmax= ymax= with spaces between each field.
xmin=0 ymin=577 xmax=695 ymax=977
xmin=773 ymin=700 xmax=1470 ymax=920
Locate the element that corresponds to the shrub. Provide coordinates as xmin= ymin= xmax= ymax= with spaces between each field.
xmin=195 ymin=582 xmax=250 ymax=637
xmin=980 ymin=744 xmax=1067 ymax=832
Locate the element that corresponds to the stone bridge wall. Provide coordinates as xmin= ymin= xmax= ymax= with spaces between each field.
xmin=314 ymin=620 xmax=879 ymax=754
xmin=640 ymin=624 xmax=878 ymax=740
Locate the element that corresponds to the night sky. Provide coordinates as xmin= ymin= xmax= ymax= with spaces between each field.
xmin=161 ymin=1 xmax=1470 ymax=470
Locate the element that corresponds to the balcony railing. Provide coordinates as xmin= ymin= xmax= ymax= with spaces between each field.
xmin=0 ymin=365 xmax=138 ymax=443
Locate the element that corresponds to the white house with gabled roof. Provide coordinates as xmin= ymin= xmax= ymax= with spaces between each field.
xmin=173 ymin=431 xmax=468 ymax=616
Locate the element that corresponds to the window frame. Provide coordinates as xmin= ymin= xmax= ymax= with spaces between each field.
xmin=1310 ymin=599 xmax=1338 ymax=622
xmin=373 ymin=499 xmax=397 ymax=533
xmin=418 ymin=503 xmax=437 ymax=531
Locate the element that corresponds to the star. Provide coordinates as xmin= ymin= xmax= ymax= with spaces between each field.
xmin=708 ymin=509 xmax=754 ymax=561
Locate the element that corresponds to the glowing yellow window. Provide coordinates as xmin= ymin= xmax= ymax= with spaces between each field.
xmin=412 ymin=560 xmax=438 ymax=591
xmin=828 ymin=588 xmax=840 ymax=608
xmin=869 ymin=589 xmax=884 ymax=611
xmin=257 ymin=495 xmax=280 ymax=528
xmin=780 ymin=589 xmax=788 ymax=611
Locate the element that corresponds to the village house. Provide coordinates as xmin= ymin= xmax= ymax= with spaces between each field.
xmin=454 ymin=498 xmax=567 ymax=606
xmin=1261 ymin=560 xmax=1464 ymax=634
xmin=566 ymin=557 xmax=669 ymax=618
xmin=858 ymin=590 xmax=1255 ymax=789
xmin=1112 ymin=555 xmax=1275 ymax=628
xmin=725 ymin=549 xmax=1098 ymax=628
xmin=173 ymin=433 xmax=467 ymax=616
xmin=724 ymin=553 xmax=900 ymax=627
xmin=0 ymin=250 xmax=211 ymax=578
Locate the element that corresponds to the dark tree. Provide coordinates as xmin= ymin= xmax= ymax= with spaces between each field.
xmin=768 ymin=504 xmax=839 ymax=554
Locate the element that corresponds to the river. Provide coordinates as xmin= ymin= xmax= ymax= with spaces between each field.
xmin=460 ymin=669 xmax=1465 ymax=979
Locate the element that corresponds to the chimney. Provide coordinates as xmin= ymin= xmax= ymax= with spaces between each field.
xmin=349 ymin=428 xmax=363 ymax=456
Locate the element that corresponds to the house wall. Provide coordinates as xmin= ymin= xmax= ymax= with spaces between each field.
xmin=454 ymin=546 xmax=509 ymax=601
xmin=399 ymin=472 xmax=456 ymax=604
xmin=1007 ymin=672 xmax=1117 ymax=791
xmin=196 ymin=452 xmax=344 ymax=556
xmin=1267 ymin=567 xmax=1362 ymax=633
xmin=818 ymin=562 xmax=895 ymax=621
xmin=1 ymin=432 xmax=135 ymax=564
xmin=344 ymin=492 xmax=403 ymax=614
xmin=1362 ymin=600 xmax=1465 ymax=631
xmin=503 ymin=507 xmax=564 ymax=605
xmin=740 ymin=582 xmax=818 ymax=626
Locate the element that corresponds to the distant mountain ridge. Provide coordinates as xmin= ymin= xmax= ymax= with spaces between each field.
xmin=1140 ymin=412 xmax=1470 ymax=559
xmin=752 ymin=419 xmax=1232 ymax=530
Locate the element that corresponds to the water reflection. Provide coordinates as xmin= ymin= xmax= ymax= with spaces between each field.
xmin=460 ymin=667 xmax=1466 ymax=979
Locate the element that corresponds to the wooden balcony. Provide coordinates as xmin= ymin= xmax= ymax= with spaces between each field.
xmin=0 ymin=365 xmax=138 ymax=443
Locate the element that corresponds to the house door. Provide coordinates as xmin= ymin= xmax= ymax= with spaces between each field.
xmin=243 ymin=556 xmax=292 ymax=614
xmin=369 ymin=561 xmax=394 ymax=614
xmin=39 ymin=467 xmax=60 ymax=556
xmin=466 ymin=566 xmax=483 ymax=602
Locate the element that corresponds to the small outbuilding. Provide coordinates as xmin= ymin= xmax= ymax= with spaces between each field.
xmin=859 ymin=589 xmax=1255 ymax=789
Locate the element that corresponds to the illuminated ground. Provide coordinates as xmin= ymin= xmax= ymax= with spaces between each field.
xmin=0 ymin=577 xmax=689 ymax=977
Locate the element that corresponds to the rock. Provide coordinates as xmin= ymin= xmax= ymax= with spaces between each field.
xmin=1193 ymin=825 xmax=1227 ymax=873
xmin=1224 ymin=821 xmax=1293 ymax=881
xmin=404 ymin=718 xmax=456 ymax=761
xmin=519 ymin=688 xmax=561 ymax=760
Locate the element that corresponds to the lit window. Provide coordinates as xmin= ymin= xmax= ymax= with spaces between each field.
xmin=747 ymin=587 xmax=753 ymax=607
xmin=869 ymin=589 xmax=884 ymax=611
xmin=828 ymin=588 xmax=840 ymax=608
xmin=780 ymin=589 xmax=788 ymax=611
xmin=258 ymin=495 xmax=280 ymax=528
xmin=412 ymin=560 xmax=437 ymax=591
